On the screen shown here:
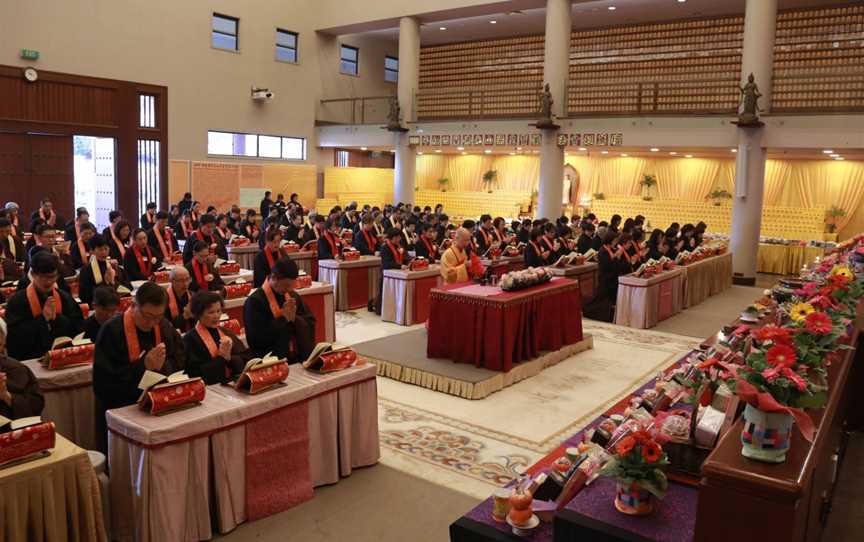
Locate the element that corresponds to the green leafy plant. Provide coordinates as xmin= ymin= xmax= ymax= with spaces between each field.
xmin=825 ymin=205 xmax=846 ymax=233
xmin=705 ymin=188 xmax=733 ymax=206
xmin=482 ymin=170 xmax=498 ymax=193
xmin=593 ymin=192 xmax=605 ymax=200
xmin=437 ymin=177 xmax=450 ymax=192
xmin=640 ymin=174 xmax=657 ymax=188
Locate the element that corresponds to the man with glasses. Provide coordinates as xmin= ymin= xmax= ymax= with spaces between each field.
xmin=165 ymin=266 xmax=194 ymax=331
xmin=93 ymin=281 xmax=185 ymax=452
xmin=4 ymin=252 xmax=84 ymax=360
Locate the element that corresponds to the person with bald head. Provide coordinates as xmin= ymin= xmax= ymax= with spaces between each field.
xmin=440 ymin=227 xmax=472 ymax=284
xmin=165 ymin=266 xmax=194 ymax=331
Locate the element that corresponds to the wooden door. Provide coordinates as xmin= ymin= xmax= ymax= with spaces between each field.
xmin=0 ymin=132 xmax=32 ymax=212
xmin=28 ymin=134 xmax=74 ymax=220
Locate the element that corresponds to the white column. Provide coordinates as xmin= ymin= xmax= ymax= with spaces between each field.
xmin=394 ymin=133 xmax=416 ymax=205
xmin=394 ymin=16 xmax=420 ymax=205
xmin=730 ymin=0 xmax=777 ymax=285
xmin=536 ymin=0 xmax=571 ymax=220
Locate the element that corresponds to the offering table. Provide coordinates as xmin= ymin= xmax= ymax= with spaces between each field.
xmin=427 ymin=277 xmax=583 ymax=371
xmin=107 ymin=363 xmax=379 ymax=542
xmin=680 ymin=252 xmax=733 ymax=309
xmin=546 ymin=263 xmax=598 ymax=303
xmin=615 ymin=268 xmax=685 ymax=329
xmin=481 ymin=254 xmax=526 ymax=278
xmin=381 ymin=264 xmax=443 ymax=326
xmin=287 ymin=250 xmax=319 ymax=281
xmin=0 ymin=434 xmax=107 ymax=542
xmin=318 ymin=256 xmax=382 ymax=311
xmin=226 ymin=244 xmax=259 ymax=270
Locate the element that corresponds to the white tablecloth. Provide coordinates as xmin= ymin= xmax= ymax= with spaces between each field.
xmin=318 ymin=256 xmax=382 ymax=311
xmin=381 ymin=265 xmax=442 ymax=325
xmin=226 ymin=245 xmax=259 ymax=271
xmin=615 ymin=268 xmax=685 ymax=329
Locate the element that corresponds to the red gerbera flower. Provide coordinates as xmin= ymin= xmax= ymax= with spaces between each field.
xmin=641 ymin=441 xmax=663 ymax=463
xmin=616 ymin=436 xmax=636 ymax=457
xmin=751 ymin=325 xmax=792 ymax=344
xmin=765 ymin=344 xmax=797 ymax=368
xmin=827 ymin=273 xmax=851 ymax=287
xmin=804 ymin=312 xmax=833 ymax=335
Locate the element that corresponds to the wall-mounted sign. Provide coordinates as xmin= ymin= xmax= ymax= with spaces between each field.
xmin=407 ymin=132 xmax=623 ymax=148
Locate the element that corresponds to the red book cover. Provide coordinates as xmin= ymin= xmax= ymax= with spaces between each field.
xmin=308 ymin=349 xmax=358 ymax=373
xmin=342 ymin=250 xmax=360 ymax=261
xmin=118 ymin=297 xmax=134 ymax=311
xmin=45 ymin=343 xmax=96 ymax=370
xmin=230 ymin=238 xmax=250 ymax=247
xmin=0 ymin=422 xmax=56 ymax=466
xmin=140 ymin=378 xmax=206 ymax=415
xmin=218 ymin=262 xmax=241 ymax=275
xmin=219 ymin=318 xmax=242 ymax=335
xmin=225 ymin=283 xmax=252 ymax=299
xmin=236 ymin=361 xmax=290 ymax=394
xmin=152 ymin=270 xmax=170 ymax=283
xmin=295 ymin=275 xmax=312 ymax=289
xmin=410 ymin=258 xmax=429 ymax=271
xmin=283 ymin=242 xmax=299 ymax=253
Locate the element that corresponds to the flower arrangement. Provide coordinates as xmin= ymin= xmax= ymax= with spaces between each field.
xmin=640 ymin=174 xmax=657 ymax=201
xmin=499 ymin=267 xmax=551 ymax=291
xmin=705 ymin=188 xmax=733 ymax=206
xmin=825 ymin=205 xmax=846 ymax=234
xmin=482 ymin=170 xmax=498 ymax=193
xmin=599 ymin=429 xmax=669 ymax=514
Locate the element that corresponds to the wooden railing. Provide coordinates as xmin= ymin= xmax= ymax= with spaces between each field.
xmin=416 ymin=84 xmax=541 ymax=121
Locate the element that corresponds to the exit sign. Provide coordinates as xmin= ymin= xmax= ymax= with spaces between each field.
xmin=20 ymin=49 xmax=39 ymax=60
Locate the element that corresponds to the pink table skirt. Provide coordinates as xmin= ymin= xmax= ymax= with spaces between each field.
xmin=318 ymin=257 xmax=382 ymax=311
xmin=615 ymin=268 xmax=685 ymax=329
xmin=381 ymin=266 xmax=443 ymax=326
xmin=226 ymin=245 xmax=259 ymax=271
xmin=107 ymin=365 xmax=379 ymax=542
xmin=23 ymin=359 xmax=97 ymax=451
xmin=287 ymin=251 xmax=319 ymax=281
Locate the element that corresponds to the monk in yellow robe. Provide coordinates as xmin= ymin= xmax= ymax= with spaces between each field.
xmin=440 ymin=228 xmax=472 ymax=284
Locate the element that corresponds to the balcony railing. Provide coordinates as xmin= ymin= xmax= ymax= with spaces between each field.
xmin=317 ymin=95 xmax=392 ymax=125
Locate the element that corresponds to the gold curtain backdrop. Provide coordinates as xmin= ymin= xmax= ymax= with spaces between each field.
xmin=415 ymin=155 xmax=864 ymax=238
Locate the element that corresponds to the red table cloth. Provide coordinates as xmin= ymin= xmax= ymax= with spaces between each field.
xmin=427 ymin=277 xmax=583 ymax=372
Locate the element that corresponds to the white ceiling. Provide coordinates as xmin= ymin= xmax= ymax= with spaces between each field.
xmin=360 ymin=0 xmax=845 ymax=46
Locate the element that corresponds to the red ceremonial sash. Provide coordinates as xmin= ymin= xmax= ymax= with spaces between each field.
xmin=492 ymin=228 xmax=504 ymax=243
xmin=146 ymin=211 xmax=155 ymax=224
xmin=154 ymin=227 xmax=171 ymax=258
xmin=217 ymin=227 xmax=229 ymax=240
xmin=604 ymin=245 xmax=616 ymax=259
xmin=542 ymin=237 xmax=555 ymax=252
xmin=261 ymin=280 xmax=283 ymax=319
xmin=529 ymin=241 xmax=542 ymax=258
xmin=362 ymin=229 xmax=376 ymax=252
xmin=264 ymin=246 xmax=281 ymax=270
xmin=323 ymin=231 xmax=338 ymax=257
xmin=480 ymin=228 xmax=492 ymax=247
xmin=76 ymin=237 xmax=89 ymax=262
xmin=167 ymin=287 xmax=180 ymax=318
xmin=123 ymin=308 xmax=162 ymax=363
xmin=195 ymin=322 xmax=225 ymax=359
xmin=386 ymin=240 xmax=403 ymax=265
xmin=110 ymin=228 xmax=126 ymax=258
xmin=133 ymin=244 xmax=153 ymax=277
xmin=181 ymin=220 xmax=192 ymax=238
xmin=191 ymin=211 xmax=199 ymax=223
xmin=246 ymin=224 xmax=258 ymax=238
xmin=421 ymin=238 xmax=437 ymax=258
xmin=192 ymin=259 xmax=209 ymax=289
xmin=39 ymin=208 xmax=56 ymax=225
xmin=26 ymin=283 xmax=61 ymax=319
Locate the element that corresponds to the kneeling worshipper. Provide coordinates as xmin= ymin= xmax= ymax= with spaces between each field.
xmin=186 ymin=240 xmax=226 ymax=297
xmin=0 ymin=318 xmax=45 ymax=419
xmin=414 ymin=223 xmax=439 ymax=263
xmin=70 ymin=222 xmax=97 ymax=270
xmin=440 ymin=227 xmax=480 ymax=285
xmin=123 ymin=228 xmax=160 ymax=281
xmin=182 ymin=290 xmax=252 ymax=384
xmin=317 ymin=217 xmax=343 ymax=260
xmin=93 ymin=281 xmax=185 ymax=452
xmin=78 ymin=234 xmax=131 ymax=305
xmin=181 ymin=214 xmax=228 ymax=264
xmin=165 ymin=266 xmax=194 ymax=332
xmin=352 ymin=214 xmax=378 ymax=256
xmin=525 ymin=227 xmax=552 ymax=268
xmin=4 ymin=252 xmax=84 ymax=360
xmin=253 ymin=227 xmax=286 ymax=287
xmin=83 ymin=286 xmax=121 ymax=341
xmin=243 ymin=257 xmax=315 ymax=362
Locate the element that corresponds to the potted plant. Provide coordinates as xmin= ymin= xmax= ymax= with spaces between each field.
xmin=705 ymin=189 xmax=733 ymax=206
xmin=825 ymin=205 xmax=846 ymax=233
xmin=599 ymin=429 xmax=669 ymax=516
xmin=640 ymin=174 xmax=657 ymax=201
xmin=593 ymin=192 xmax=605 ymax=200
xmin=437 ymin=177 xmax=450 ymax=192
xmin=482 ymin=170 xmax=498 ymax=193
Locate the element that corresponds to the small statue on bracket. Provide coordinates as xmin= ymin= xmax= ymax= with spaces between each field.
xmin=736 ymin=73 xmax=764 ymax=127
xmin=385 ymin=95 xmax=408 ymax=132
xmin=535 ymin=83 xmax=559 ymax=130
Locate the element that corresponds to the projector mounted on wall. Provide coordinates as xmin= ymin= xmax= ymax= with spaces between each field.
xmin=251 ymin=87 xmax=273 ymax=101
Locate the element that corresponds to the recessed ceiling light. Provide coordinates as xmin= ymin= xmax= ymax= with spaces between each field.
xmin=360 ymin=147 xmax=368 ymax=151
xmin=490 ymin=20 xmax=497 ymax=24
xmin=457 ymin=146 xmax=465 ymax=151
xmin=650 ymin=148 xmax=659 ymax=152
xmin=390 ymin=149 xmax=396 ymax=153
xmin=608 ymin=6 xmax=616 ymax=11
xmin=435 ymin=149 xmax=442 ymax=153
xmin=731 ymin=149 xmax=737 ymax=153
xmin=578 ymin=147 xmax=587 ymax=151
xmin=601 ymin=150 xmax=609 ymax=154
xmin=834 ymin=157 xmax=845 ymax=161
xmin=669 ymin=151 xmax=678 ymax=155
xmin=678 ymin=0 xmax=687 ymax=3
xmin=516 ymin=147 xmax=523 ymax=151
xmin=830 ymin=154 xmax=840 ymax=158
xmin=461 ymin=152 xmax=467 ymax=155
xmin=509 ymin=152 xmax=516 ymax=156
xmin=823 ymin=150 xmax=834 ymax=154
xmin=621 ymin=153 xmax=629 ymax=157
xmin=439 ymin=26 xmax=447 ymax=31
xmin=417 ymin=151 xmax=423 ymax=155
xmin=484 ymin=149 xmax=492 ymax=154
xmin=685 ymin=154 xmax=694 ymax=158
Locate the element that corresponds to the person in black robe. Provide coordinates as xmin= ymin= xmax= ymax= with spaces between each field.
xmin=414 ymin=223 xmax=439 ymax=263
xmin=181 ymin=214 xmax=228 ymax=264
xmin=592 ymin=223 xmax=608 ymax=251
xmin=591 ymin=230 xmax=628 ymax=322
xmin=524 ymin=227 xmax=551 ymax=268
xmin=253 ymin=228 xmax=285 ymax=288
xmin=646 ymin=229 xmax=667 ymax=261
xmin=0 ymin=319 xmax=45 ymax=420
xmin=243 ymin=257 xmax=316 ymax=362
xmin=5 ymin=252 xmax=84 ymax=360
xmin=165 ymin=267 xmax=194 ymax=332
xmin=64 ymin=207 xmax=91 ymax=242
xmin=213 ymin=214 xmax=232 ymax=246
xmin=83 ymin=286 xmax=121 ymax=341
xmin=148 ymin=212 xmax=177 ymax=262
xmin=375 ymin=227 xmax=410 ymax=314
xmin=177 ymin=192 xmax=193 ymax=214
xmin=185 ymin=240 xmax=226 ymax=297
xmin=283 ymin=213 xmax=305 ymax=245
xmin=70 ymin=223 xmax=98 ymax=270
xmin=317 ymin=218 xmax=343 ymax=260
xmin=140 ymin=202 xmax=158 ymax=230
xmin=182 ymin=291 xmax=252 ymax=385
xmin=106 ymin=221 xmax=131 ymax=262
xmin=352 ymin=214 xmax=379 ymax=256
xmin=29 ymin=198 xmax=63 ymax=232
xmin=577 ymin=222 xmax=595 ymax=254
xmin=93 ymin=282 xmax=185 ymax=452
xmin=401 ymin=218 xmax=418 ymax=252
xmin=474 ymin=215 xmax=498 ymax=256
xmin=0 ymin=218 xmax=24 ymax=280
xmin=239 ymin=210 xmax=261 ymax=245
xmin=79 ymin=234 xmax=131 ymax=305
xmin=124 ymin=228 xmax=160 ymax=281
xmin=259 ymin=191 xmax=274 ymax=219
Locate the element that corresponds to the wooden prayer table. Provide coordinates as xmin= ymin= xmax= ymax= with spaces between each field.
xmin=615 ymin=268 xmax=685 ymax=329
xmin=546 ymin=262 xmax=599 ymax=303
xmin=480 ymin=254 xmax=526 ymax=278
xmin=287 ymin=250 xmax=319 ymax=281
xmin=381 ymin=264 xmax=442 ymax=326
xmin=318 ymin=256 xmax=382 ymax=311
xmin=427 ymin=277 xmax=583 ymax=372
xmin=107 ymin=364 xmax=379 ymax=542
xmin=226 ymin=244 xmax=259 ymax=270
xmin=680 ymin=252 xmax=733 ymax=308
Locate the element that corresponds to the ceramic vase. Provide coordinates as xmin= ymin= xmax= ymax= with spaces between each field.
xmin=740 ymin=403 xmax=793 ymax=463
xmin=614 ymin=480 xmax=653 ymax=516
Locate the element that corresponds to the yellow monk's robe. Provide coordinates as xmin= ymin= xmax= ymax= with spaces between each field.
xmin=440 ymin=246 xmax=469 ymax=284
